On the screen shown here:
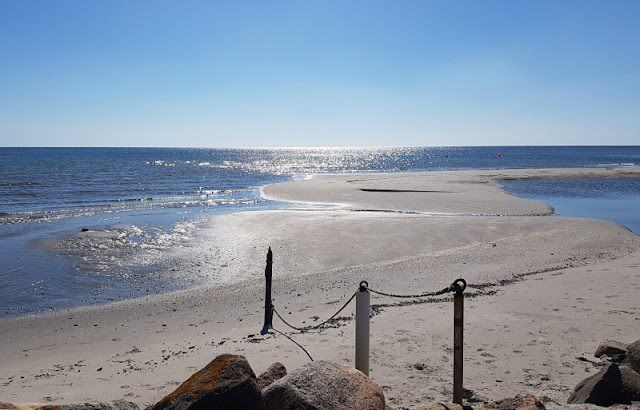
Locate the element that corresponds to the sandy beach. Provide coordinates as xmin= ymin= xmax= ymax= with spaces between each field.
xmin=2 ymin=167 xmax=640 ymax=409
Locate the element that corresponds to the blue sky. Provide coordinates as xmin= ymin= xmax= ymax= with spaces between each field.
xmin=1 ymin=1 xmax=639 ymax=147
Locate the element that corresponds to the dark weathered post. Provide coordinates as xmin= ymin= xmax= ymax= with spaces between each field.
xmin=355 ymin=281 xmax=370 ymax=376
xmin=261 ymin=247 xmax=273 ymax=335
xmin=452 ymin=278 xmax=466 ymax=405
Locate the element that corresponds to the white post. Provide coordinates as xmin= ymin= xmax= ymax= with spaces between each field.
xmin=355 ymin=281 xmax=370 ymax=376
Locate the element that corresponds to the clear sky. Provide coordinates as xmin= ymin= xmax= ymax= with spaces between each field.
xmin=1 ymin=0 xmax=639 ymax=147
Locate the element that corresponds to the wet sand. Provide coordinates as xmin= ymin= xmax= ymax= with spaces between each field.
xmin=1 ymin=167 xmax=640 ymax=409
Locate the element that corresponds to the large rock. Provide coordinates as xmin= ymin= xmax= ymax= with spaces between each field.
xmin=628 ymin=339 xmax=640 ymax=373
xmin=481 ymin=394 xmax=545 ymax=409
xmin=257 ymin=362 xmax=287 ymax=391
xmin=150 ymin=354 xmax=264 ymax=410
xmin=620 ymin=365 xmax=640 ymax=401
xmin=262 ymin=360 xmax=385 ymax=410
xmin=567 ymin=363 xmax=629 ymax=406
xmin=594 ymin=340 xmax=628 ymax=358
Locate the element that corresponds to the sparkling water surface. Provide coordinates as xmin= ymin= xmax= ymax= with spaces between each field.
xmin=1 ymin=146 xmax=639 ymax=317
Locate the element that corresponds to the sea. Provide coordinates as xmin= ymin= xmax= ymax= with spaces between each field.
xmin=1 ymin=146 xmax=639 ymax=318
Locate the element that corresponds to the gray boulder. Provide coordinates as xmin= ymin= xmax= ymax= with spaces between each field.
xmin=257 ymin=362 xmax=287 ymax=391
xmin=150 ymin=353 xmax=264 ymax=410
xmin=628 ymin=339 xmax=640 ymax=373
xmin=262 ymin=360 xmax=385 ymax=410
xmin=568 ymin=363 xmax=629 ymax=406
xmin=595 ymin=340 xmax=628 ymax=358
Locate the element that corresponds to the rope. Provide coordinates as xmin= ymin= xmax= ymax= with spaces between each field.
xmin=270 ymin=327 xmax=314 ymax=362
xmin=273 ymin=291 xmax=357 ymax=332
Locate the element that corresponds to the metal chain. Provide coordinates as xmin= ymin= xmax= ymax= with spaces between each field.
xmin=273 ymin=291 xmax=357 ymax=332
xmin=271 ymin=279 xmax=466 ymax=331
xmin=365 ymin=278 xmax=466 ymax=299
xmin=365 ymin=286 xmax=451 ymax=299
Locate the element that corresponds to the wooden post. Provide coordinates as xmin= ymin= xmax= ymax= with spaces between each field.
xmin=453 ymin=279 xmax=465 ymax=405
xmin=261 ymin=247 xmax=273 ymax=335
xmin=355 ymin=281 xmax=370 ymax=376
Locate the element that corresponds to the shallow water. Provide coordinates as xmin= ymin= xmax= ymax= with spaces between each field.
xmin=499 ymin=178 xmax=640 ymax=234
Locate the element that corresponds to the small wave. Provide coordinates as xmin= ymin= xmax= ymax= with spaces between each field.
xmin=77 ymin=190 xmax=103 ymax=194
xmin=0 ymin=182 xmax=43 ymax=187
xmin=196 ymin=189 xmax=222 ymax=195
xmin=597 ymin=163 xmax=637 ymax=167
xmin=117 ymin=197 xmax=155 ymax=202
xmin=5 ymin=191 xmax=42 ymax=197
xmin=0 ymin=195 xmax=250 ymax=225
xmin=146 ymin=160 xmax=176 ymax=167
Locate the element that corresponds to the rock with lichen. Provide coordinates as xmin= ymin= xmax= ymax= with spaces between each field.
xmin=149 ymin=353 xmax=264 ymax=410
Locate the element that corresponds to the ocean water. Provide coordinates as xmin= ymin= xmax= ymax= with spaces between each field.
xmin=1 ymin=146 xmax=639 ymax=317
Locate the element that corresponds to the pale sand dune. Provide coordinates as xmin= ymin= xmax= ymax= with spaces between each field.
xmin=1 ymin=168 xmax=639 ymax=408
xmin=262 ymin=167 xmax=640 ymax=215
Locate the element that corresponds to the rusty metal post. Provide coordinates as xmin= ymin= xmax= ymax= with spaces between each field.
xmin=452 ymin=278 xmax=466 ymax=405
xmin=355 ymin=281 xmax=370 ymax=376
xmin=261 ymin=247 xmax=273 ymax=335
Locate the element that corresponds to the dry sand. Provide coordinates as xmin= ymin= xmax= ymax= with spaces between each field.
xmin=2 ymin=167 xmax=640 ymax=409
